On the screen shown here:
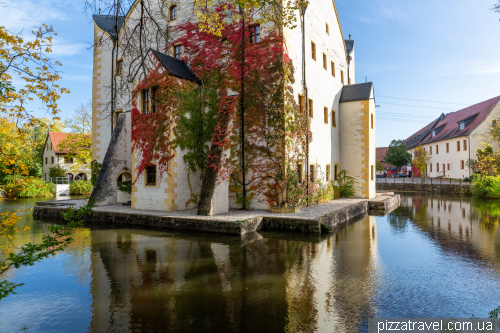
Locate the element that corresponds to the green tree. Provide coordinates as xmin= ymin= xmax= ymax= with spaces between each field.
xmin=376 ymin=160 xmax=383 ymax=171
xmin=384 ymin=139 xmax=412 ymax=176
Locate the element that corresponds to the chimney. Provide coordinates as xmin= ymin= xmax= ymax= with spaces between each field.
xmin=349 ymin=34 xmax=351 ymax=40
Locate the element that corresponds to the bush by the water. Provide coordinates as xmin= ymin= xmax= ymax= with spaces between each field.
xmin=49 ymin=165 xmax=66 ymax=179
xmin=4 ymin=177 xmax=55 ymax=198
xmin=70 ymin=180 xmax=93 ymax=195
xmin=472 ymin=175 xmax=500 ymax=198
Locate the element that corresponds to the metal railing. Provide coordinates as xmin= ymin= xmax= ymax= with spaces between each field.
xmin=376 ymin=176 xmax=472 ymax=185
xmin=51 ymin=177 xmax=71 ymax=184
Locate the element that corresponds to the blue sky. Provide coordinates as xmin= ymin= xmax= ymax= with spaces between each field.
xmin=3 ymin=0 xmax=500 ymax=146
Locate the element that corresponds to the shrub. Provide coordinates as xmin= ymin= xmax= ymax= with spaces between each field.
xmin=117 ymin=180 xmax=132 ymax=194
xmin=49 ymin=165 xmax=66 ymax=179
xmin=472 ymin=175 xmax=500 ymax=198
xmin=69 ymin=180 xmax=93 ymax=195
xmin=4 ymin=177 xmax=55 ymax=198
xmin=330 ymin=170 xmax=357 ymax=198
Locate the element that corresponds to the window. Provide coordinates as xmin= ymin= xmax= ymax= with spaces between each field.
xmin=64 ymin=157 xmax=73 ymax=164
xmin=169 ymin=5 xmax=177 ymax=21
xmin=45 ymin=157 xmax=48 ymax=164
xmin=309 ymin=165 xmax=315 ymax=182
xmin=298 ymin=95 xmax=304 ymax=113
xmin=324 ymin=107 xmax=328 ymax=124
xmin=297 ymin=164 xmax=303 ymax=183
xmin=151 ymin=86 xmax=159 ymax=113
xmin=447 ymin=163 xmax=450 ymax=171
xmin=174 ymin=44 xmax=183 ymax=59
xmin=323 ymin=53 xmax=327 ymax=70
xmin=459 ymin=122 xmax=465 ymax=130
xmin=311 ymin=41 xmax=316 ymax=60
xmin=326 ymin=23 xmax=329 ymax=34
xmin=457 ymin=141 xmax=460 ymax=151
xmin=308 ymin=99 xmax=313 ymax=117
xmin=116 ymin=59 xmax=123 ymax=76
xmin=430 ymin=146 xmax=432 ymax=155
xmin=146 ymin=165 xmax=157 ymax=185
xmin=51 ymin=157 xmax=54 ymax=164
xmin=460 ymin=160 xmax=465 ymax=170
xmin=436 ymin=145 xmax=439 ymax=154
xmin=371 ymin=165 xmax=374 ymax=180
xmin=436 ymin=163 xmax=439 ymax=173
xmin=331 ymin=61 xmax=335 ymax=76
xmin=50 ymin=144 xmax=52 ymax=150
xmin=431 ymin=130 xmax=435 ymax=137
xmin=249 ymin=25 xmax=260 ymax=43
xmin=332 ymin=110 xmax=337 ymax=128
xmin=341 ymin=70 xmax=344 ymax=84
xmin=334 ymin=163 xmax=339 ymax=180
xmin=430 ymin=164 xmax=432 ymax=172
xmin=142 ymin=89 xmax=150 ymax=114
xmin=371 ymin=114 xmax=374 ymax=129
xmin=326 ymin=164 xmax=331 ymax=181
xmin=463 ymin=139 xmax=467 ymax=151
xmin=446 ymin=142 xmax=449 ymax=153
xmin=493 ymin=120 xmax=498 ymax=128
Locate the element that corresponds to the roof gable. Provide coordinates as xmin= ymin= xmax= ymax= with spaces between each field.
xmin=404 ymin=95 xmax=500 ymax=149
xmin=93 ymin=15 xmax=125 ymax=36
xmin=150 ymin=49 xmax=201 ymax=84
xmin=340 ymin=82 xmax=373 ymax=102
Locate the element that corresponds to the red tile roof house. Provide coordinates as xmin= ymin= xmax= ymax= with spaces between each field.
xmin=42 ymin=132 xmax=91 ymax=182
xmin=376 ymin=147 xmax=409 ymax=177
xmin=404 ymin=96 xmax=500 ymax=179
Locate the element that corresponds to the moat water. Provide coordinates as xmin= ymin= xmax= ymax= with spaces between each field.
xmin=1 ymin=194 xmax=500 ymax=332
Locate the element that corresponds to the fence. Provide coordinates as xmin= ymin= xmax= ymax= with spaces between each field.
xmin=51 ymin=177 xmax=71 ymax=184
xmin=376 ymin=177 xmax=472 ymax=185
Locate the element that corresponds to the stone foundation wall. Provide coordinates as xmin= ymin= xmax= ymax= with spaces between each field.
xmin=376 ymin=183 xmax=472 ymax=195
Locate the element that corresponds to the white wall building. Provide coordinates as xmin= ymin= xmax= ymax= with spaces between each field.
xmin=405 ymin=96 xmax=500 ymax=179
xmin=42 ymin=132 xmax=91 ymax=182
xmin=90 ymin=0 xmax=377 ymax=212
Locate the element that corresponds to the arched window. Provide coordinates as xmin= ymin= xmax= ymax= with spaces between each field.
xmin=170 ymin=5 xmax=177 ymax=21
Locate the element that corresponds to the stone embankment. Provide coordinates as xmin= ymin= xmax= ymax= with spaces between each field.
xmin=33 ymin=194 xmax=400 ymax=236
xmin=377 ymin=183 xmax=471 ymax=195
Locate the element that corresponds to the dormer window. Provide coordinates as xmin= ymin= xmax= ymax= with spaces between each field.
xmin=431 ymin=130 xmax=435 ymax=137
xmin=459 ymin=122 xmax=465 ymax=131
xmin=170 ymin=5 xmax=177 ymax=21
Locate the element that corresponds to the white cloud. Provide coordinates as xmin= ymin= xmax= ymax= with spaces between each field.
xmin=2 ymin=0 xmax=74 ymax=31
xmin=51 ymin=39 xmax=87 ymax=56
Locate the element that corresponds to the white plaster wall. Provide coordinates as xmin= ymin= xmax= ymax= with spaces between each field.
xmin=339 ymin=98 xmax=376 ymax=199
xmin=92 ymin=23 xmax=114 ymax=164
xmin=284 ymin=0 xmax=348 ymax=183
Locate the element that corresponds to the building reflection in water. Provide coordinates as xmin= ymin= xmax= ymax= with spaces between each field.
xmin=88 ymin=216 xmax=380 ymax=332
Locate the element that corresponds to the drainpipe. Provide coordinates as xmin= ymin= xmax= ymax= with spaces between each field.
xmin=239 ymin=5 xmax=247 ymax=210
xmin=300 ymin=1 xmax=309 ymax=206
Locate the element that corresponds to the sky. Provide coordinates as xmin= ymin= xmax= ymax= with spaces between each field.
xmin=3 ymin=0 xmax=500 ymax=146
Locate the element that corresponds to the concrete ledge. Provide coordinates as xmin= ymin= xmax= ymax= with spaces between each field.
xmin=33 ymin=195 xmax=400 ymax=236
xmin=377 ymin=182 xmax=472 ymax=195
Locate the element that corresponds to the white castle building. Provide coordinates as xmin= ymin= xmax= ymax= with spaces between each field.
xmin=90 ymin=0 xmax=377 ymax=213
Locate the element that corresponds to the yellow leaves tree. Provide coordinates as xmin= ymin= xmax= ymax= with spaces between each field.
xmin=412 ymin=145 xmax=430 ymax=180
xmin=188 ymin=0 xmax=305 ymax=36
xmin=57 ymin=103 xmax=92 ymax=173
xmin=0 ymin=24 xmax=69 ymax=125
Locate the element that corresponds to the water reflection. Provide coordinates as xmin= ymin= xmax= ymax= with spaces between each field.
xmin=1 ymin=195 xmax=500 ymax=332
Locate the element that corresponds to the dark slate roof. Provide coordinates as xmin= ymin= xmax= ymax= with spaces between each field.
xmin=340 ymin=82 xmax=373 ymax=102
xmin=150 ymin=49 xmax=201 ymax=84
xmin=93 ymin=15 xmax=125 ymax=35
xmin=345 ymin=40 xmax=354 ymax=55
xmin=404 ymin=95 xmax=500 ymax=149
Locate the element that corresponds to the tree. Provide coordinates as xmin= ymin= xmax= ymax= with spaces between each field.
xmin=0 ymin=25 xmax=69 ymax=124
xmin=384 ymin=139 xmax=412 ymax=175
xmin=57 ymin=104 xmax=92 ymax=173
xmin=376 ymin=160 xmax=383 ymax=171
xmin=494 ymin=1 xmax=500 ymax=14
xmin=412 ymin=145 xmax=430 ymax=180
